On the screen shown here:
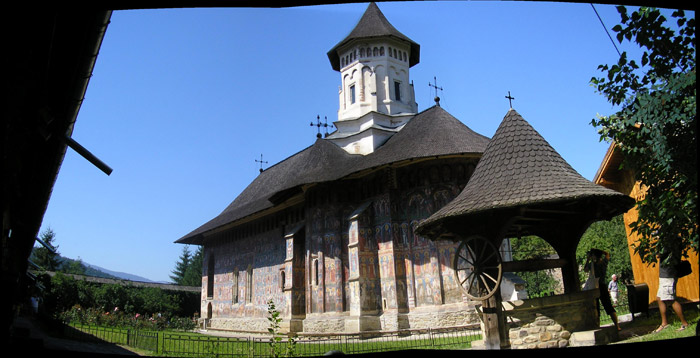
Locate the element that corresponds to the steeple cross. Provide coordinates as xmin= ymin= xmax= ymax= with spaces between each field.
xmin=505 ymin=91 xmax=515 ymax=108
xmin=255 ymin=153 xmax=268 ymax=173
xmin=429 ymin=76 xmax=443 ymax=106
xmin=310 ymin=115 xmax=329 ymax=138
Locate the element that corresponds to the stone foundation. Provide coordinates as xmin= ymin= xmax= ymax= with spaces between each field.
xmin=207 ymin=317 xmax=269 ymax=332
xmin=503 ymin=290 xmax=600 ymax=348
xmin=508 ymin=315 xmax=571 ymax=349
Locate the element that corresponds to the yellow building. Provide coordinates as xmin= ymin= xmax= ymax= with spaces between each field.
xmin=594 ymin=143 xmax=699 ymax=305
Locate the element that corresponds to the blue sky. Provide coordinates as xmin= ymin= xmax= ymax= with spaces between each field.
xmin=38 ymin=2 xmax=690 ymax=283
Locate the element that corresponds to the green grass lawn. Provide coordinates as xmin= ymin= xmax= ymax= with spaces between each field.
xmin=614 ymin=303 xmax=698 ymax=344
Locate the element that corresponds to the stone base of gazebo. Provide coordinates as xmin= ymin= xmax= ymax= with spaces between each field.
xmin=501 ymin=289 xmax=611 ymax=348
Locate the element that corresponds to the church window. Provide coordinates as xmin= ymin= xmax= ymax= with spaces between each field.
xmin=380 ymin=47 xmax=384 ymax=56
xmin=388 ymin=47 xmax=392 ymax=57
xmin=394 ymin=81 xmax=401 ymax=102
xmin=360 ymin=48 xmax=365 ymax=57
xmin=350 ymin=84 xmax=356 ymax=104
xmin=313 ymin=259 xmax=320 ymax=286
xmin=403 ymin=51 xmax=407 ymax=61
xmin=366 ymin=47 xmax=371 ymax=56
xmin=373 ymin=47 xmax=378 ymax=56
xmin=232 ymin=270 xmax=239 ymax=303
xmin=246 ymin=266 xmax=253 ymax=303
xmin=280 ymin=270 xmax=286 ymax=291
xmin=207 ymin=254 xmax=215 ymax=298
xmin=393 ymin=48 xmax=397 ymax=58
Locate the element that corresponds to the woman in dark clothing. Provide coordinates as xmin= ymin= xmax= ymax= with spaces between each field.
xmin=584 ymin=249 xmax=621 ymax=331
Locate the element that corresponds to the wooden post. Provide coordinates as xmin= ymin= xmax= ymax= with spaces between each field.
xmin=481 ymin=292 xmax=506 ymax=349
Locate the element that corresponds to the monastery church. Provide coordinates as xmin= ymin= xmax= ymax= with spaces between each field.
xmin=177 ymin=3 xmax=523 ymax=333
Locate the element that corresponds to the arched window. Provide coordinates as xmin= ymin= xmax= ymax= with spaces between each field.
xmin=379 ymin=47 xmax=385 ymax=56
xmin=280 ymin=270 xmax=286 ymax=291
xmin=388 ymin=47 xmax=392 ymax=57
xmin=366 ymin=47 xmax=371 ymax=56
xmin=403 ymin=51 xmax=407 ymax=61
xmin=360 ymin=48 xmax=365 ymax=57
xmin=373 ymin=47 xmax=379 ymax=56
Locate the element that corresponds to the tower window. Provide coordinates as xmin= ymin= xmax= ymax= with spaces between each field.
xmin=350 ymin=84 xmax=356 ymax=104
xmin=394 ymin=81 xmax=401 ymax=102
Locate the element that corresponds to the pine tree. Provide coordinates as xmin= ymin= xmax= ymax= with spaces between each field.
xmin=32 ymin=227 xmax=60 ymax=271
xmin=170 ymin=245 xmax=192 ymax=285
xmin=182 ymin=246 xmax=203 ymax=287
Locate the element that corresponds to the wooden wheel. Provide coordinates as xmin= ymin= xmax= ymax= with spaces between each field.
xmin=453 ymin=235 xmax=503 ymax=300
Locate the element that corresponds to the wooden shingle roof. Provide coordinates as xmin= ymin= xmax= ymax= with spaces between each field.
xmin=177 ymin=105 xmax=489 ymax=244
xmin=416 ymin=109 xmax=635 ymax=240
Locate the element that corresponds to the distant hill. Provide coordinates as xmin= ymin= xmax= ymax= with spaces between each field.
xmin=55 ymin=255 xmax=161 ymax=283
xmin=83 ymin=263 xmax=158 ymax=283
xmin=31 ymin=247 xmax=168 ymax=284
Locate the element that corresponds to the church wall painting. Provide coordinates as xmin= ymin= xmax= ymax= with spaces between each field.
xmin=204 ymin=226 xmax=288 ymax=319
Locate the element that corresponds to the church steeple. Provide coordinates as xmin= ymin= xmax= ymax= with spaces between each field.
xmin=327 ymin=2 xmax=420 ymax=122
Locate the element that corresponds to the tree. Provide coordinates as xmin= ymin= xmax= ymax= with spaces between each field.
xmin=61 ymin=257 xmax=88 ymax=275
xmin=181 ymin=246 xmax=203 ymax=287
xmin=170 ymin=245 xmax=192 ymax=285
xmin=509 ymin=236 xmax=560 ymax=297
xmin=576 ymin=215 xmax=633 ymax=284
xmin=32 ymin=227 xmax=60 ymax=271
xmin=590 ymin=7 xmax=696 ymax=265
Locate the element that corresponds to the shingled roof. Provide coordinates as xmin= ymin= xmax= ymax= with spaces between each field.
xmin=177 ymin=105 xmax=489 ymax=244
xmin=416 ymin=109 xmax=635 ymax=240
xmin=353 ymin=105 xmax=489 ymax=172
xmin=327 ymin=2 xmax=420 ymax=71
xmin=177 ymin=138 xmax=360 ymax=243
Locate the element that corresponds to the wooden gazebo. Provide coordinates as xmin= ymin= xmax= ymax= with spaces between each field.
xmin=416 ymin=109 xmax=635 ymax=347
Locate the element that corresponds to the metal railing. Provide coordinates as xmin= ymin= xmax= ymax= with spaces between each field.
xmin=64 ymin=323 xmax=481 ymax=357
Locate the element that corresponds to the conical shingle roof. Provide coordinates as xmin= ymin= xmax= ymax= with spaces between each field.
xmin=328 ymin=2 xmax=420 ymax=71
xmin=416 ymin=109 xmax=635 ymax=240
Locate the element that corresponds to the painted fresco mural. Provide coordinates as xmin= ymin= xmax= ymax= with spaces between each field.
xmin=201 ymin=158 xmax=479 ymax=331
xmin=203 ymin=226 xmax=287 ymax=319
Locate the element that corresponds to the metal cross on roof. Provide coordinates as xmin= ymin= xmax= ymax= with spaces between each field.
xmin=310 ymin=115 xmax=330 ymax=138
xmin=506 ymin=91 xmax=515 ymax=108
xmin=255 ymin=153 xmax=268 ymax=173
xmin=429 ymin=76 xmax=443 ymax=106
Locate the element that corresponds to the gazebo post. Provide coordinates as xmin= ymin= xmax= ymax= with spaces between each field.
xmin=481 ymin=290 xmax=508 ymax=349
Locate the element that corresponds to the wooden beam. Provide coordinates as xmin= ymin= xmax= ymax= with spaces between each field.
xmin=502 ymin=258 xmax=567 ymax=272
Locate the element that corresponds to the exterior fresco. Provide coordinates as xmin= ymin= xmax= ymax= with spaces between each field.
xmin=201 ymin=159 xmax=480 ymax=332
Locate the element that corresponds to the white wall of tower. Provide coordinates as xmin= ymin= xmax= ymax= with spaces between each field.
xmin=336 ymin=39 xmax=417 ymax=122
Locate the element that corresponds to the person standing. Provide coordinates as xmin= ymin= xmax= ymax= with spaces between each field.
xmin=608 ymin=274 xmax=619 ymax=306
xmin=584 ymin=249 xmax=621 ymax=331
xmin=654 ymin=249 xmax=689 ymax=332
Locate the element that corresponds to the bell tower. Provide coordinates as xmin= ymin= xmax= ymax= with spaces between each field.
xmin=326 ymin=3 xmax=421 ymax=155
